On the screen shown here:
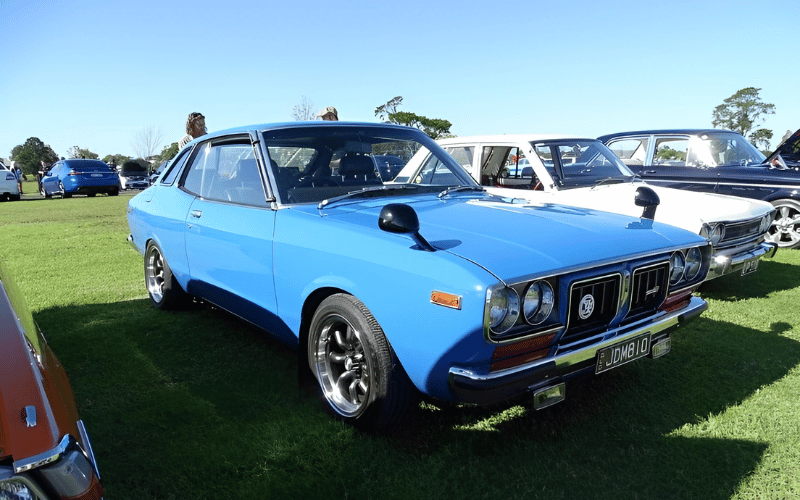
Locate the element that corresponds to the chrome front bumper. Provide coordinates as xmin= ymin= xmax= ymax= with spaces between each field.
xmin=706 ymin=241 xmax=778 ymax=280
xmin=448 ymin=296 xmax=708 ymax=405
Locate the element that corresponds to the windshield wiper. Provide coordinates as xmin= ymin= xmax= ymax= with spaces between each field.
xmin=318 ymin=185 xmax=417 ymax=209
xmin=438 ymin=185 xmax=485 ymax=199
xmin=592 ymin=177 xmax=626 ymax=187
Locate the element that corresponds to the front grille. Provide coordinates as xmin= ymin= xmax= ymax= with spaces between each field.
xmin=562 ymin=274 xmax=620 ymax=343
xmin=628 ymin=262 xmax=669 ymax=321
xmin=721 ymin=218 xmax=762 ymax=244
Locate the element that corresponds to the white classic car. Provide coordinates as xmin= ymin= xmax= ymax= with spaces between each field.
xmin=393 ymin=134 xmax=777 ymax=281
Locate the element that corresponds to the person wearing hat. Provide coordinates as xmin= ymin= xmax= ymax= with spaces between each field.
xmin=179 ymin=112 xmax=207 ymax=149
xmin=316 ymin=106 xmax=338 ymax=121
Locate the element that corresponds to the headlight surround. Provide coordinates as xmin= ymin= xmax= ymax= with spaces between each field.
xmin=523 ymin=281 xmax=554 ymax=325
xmin=759 ymin=213 xmax=773 ymax=234
xmin=669 ymin=251 xmax=686 ymax=285
xmin=709 ymin=223 xmax=725 ymax=246
xmin=487 ymin=286 xmax=520 ymax=334
xmin=684 ymin=247 xmax=703 ymax=281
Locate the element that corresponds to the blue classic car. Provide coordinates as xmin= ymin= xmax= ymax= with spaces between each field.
xmin=40 ymin=159 xmax=120 ymax=198
xmin=600 ymin=129 xmax=800 ymax=248
xmin=127 ymin=123 xmax=711 ymax=430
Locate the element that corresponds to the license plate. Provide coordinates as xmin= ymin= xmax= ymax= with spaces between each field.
xmin=595 ymin=333 xmax=651 ymax=374
xmin=741 ymin=258 xmax=759 ymax=276
xmin=91 ymin=173 xmax=103 ymax=177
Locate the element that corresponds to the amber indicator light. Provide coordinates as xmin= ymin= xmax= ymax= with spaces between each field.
xmin=430 ymin=291 xmax=462 ymax=310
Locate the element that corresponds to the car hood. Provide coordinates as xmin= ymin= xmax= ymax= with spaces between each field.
xmin=766 ymin=128 xmax=800 ymax=167
xmin=311 ymin=194 xmax=705 ymax=281
xmin=487 ymin=182 xmax=774 ymax=234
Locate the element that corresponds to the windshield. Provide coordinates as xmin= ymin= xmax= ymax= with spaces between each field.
xmin=684 ymin=132 xmax=765 ymax=167
xmin=532 ymin=140 xmax=635 ymax=189
xmin=263 ymin=125 xmax=477 ymax=204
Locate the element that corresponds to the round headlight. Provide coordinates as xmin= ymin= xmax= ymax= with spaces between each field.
xmin=523 ymin=281 xmax=554 ymax=325
xmin=709 ymin=224 xmax=725 ymax=246
xmin=684 ymin=247 xmax=703 ymax=281
xmin=669 ymin=251 xmax=686 ymax=285
xmin=488 ymin=287 xmax=520 ymax=334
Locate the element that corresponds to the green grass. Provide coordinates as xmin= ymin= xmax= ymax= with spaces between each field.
xmin=1 ymin=193 xmax=799 ymax=499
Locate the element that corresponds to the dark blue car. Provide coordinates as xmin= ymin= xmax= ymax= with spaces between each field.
xmin=600 ymin=129 xmax=800 ymax=248
xmin=40 ymin=159 xmax=120 ymax=198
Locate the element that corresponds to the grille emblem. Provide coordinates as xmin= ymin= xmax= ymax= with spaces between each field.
xmin=645 ymin=285 xmax=660 ymax=296
xmin=578 ymin=294 xmax=595 ymax=319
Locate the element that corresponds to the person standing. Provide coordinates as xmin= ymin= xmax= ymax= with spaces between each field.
xmin=179 ymin=112 xmax=207 ymax=149
xmin=11 ymin=162 xmax=23 ymax=194
xmin=316 ymin=106 xmax=338 ymax=121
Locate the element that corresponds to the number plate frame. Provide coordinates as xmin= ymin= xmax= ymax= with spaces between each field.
xmin=595 ymin=333 xmax=651 ymax=374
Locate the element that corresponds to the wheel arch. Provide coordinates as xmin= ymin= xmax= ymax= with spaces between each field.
xmin=298 ymin=286 xmax=349 ymax=368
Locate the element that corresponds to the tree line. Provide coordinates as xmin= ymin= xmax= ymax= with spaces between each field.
xmin=7 ymin=87 xmax=780 ymax=176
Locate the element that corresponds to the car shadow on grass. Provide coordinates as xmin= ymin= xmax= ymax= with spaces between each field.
xmin=33 ymin=301 xmax=799 ymax=500
xmin=699 ymin=257 xmax=800 ymax=301
xmin=394 ymin=316 xmax=800 ymax=499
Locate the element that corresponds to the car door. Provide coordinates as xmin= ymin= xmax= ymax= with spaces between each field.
xmin=41 ymin=164 xmax=61 ymax=195
xmin=641 ymin=135 xmax=718 ymax=193
xmin=181 ymin=137 xmax=279 ymax=330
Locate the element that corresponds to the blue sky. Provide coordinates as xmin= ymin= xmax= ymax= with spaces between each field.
xmin=1 ymin=0 xmax=797 ymax=160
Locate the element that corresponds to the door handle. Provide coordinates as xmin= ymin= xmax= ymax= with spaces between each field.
xmin=644 ymin=170 xmax=657 ymax=174
xmin=190 ymin=210 xmax=202 ymax=218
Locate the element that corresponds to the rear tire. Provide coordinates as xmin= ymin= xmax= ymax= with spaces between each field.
xmin=308 ymin=294 xmax=417 ymax=432
xmin=144 ymin=242 xmax=187 ymax=309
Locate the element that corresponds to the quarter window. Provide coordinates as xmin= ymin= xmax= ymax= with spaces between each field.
xmin=607 ymin=138 xmax=649 ymax=166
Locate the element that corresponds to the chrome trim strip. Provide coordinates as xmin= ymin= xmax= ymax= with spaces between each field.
xmin=13 ymin=435 xmax=73 ymax=474
xmin=450 ymin=296 xmax=707 ymax=399
xmin=77 ymin=420 xmax=101 ymax=481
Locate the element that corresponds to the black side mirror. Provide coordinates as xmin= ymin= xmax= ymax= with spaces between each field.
xmin=379 ymin=203 xmax=435 ymax=251
xmin=635 ymin=186 xmax=660 ymax=220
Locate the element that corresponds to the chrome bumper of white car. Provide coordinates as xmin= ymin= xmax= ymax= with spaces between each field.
xmin=448 ymin=296 xmax=708 ymax=405
xmin=706 ymin=241 xmax=778 ymax=280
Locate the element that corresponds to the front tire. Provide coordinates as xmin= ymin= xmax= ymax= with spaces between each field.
xmin=308 ymin=294 xmax=417 ymax=431
xmin=144 ymin=242 xmax=187 ymax=309
xmin=766 ymin=199 xmax=800 ymax=249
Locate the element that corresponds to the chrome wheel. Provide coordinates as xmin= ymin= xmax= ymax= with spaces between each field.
xmin=767 ymin=200 xmax=800 ymax=249
xmin=312 ymin=313 xmax=371 ymax=417
xmin=145 ymin=245 xmax=166 ymax=304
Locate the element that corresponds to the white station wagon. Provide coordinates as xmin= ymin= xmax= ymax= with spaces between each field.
xmin=393 ymin=134 xmax=778 ymax=281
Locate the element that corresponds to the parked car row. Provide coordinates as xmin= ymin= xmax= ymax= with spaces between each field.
xmin=38 ymin=159 xmax=157 ymax=199
xmin=127 ymin=122 xmax=720 ymax=431
xmin=599 ymin=129 xmax=800 ymax=249
xmin=431 ymin=134 xmax=777 ymax=279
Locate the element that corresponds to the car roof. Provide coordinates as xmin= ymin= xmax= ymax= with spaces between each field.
xmin=598 ymin=129 xmax=738 ymax=141
xmin=437 ymin=134 xmax=593 ymax=145
xmin=183 ymin=121 xmax=421 ymax=147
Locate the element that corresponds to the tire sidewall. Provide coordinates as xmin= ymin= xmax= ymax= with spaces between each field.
xmin=307 ymin=294 xmax=390 ymax=424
